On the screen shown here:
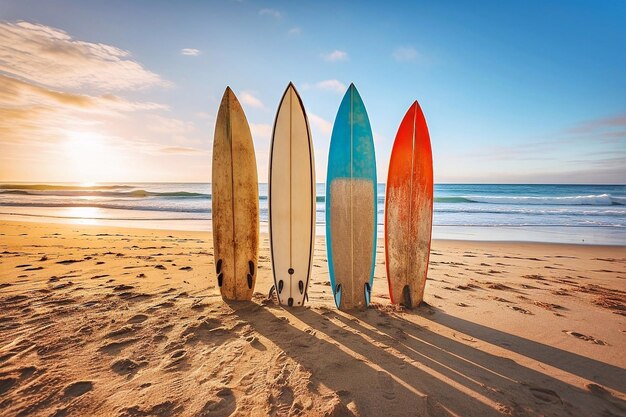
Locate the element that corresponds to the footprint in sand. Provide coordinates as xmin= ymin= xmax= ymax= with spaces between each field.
xmin=63 ymin=381 xmax=93 ymax=398
xmin=526 ymin=385 xmax=563 ymax=405
xmin=91 ymin=274 xmax=109 ymax=279
xmin=164 ymin=349 xmax=188 ymax=369
xmin=563 ymin=330 xmax=606 ymax=345
xmin=510 ymin=306 xmax=533 ymax=315
xmin=273 ymin=386 xmax=295 ymax=416
xmin=534 ymin=301 xmax=566 ymax=311
xmin=56 ymin=259 xmax=82 ymax=265
xmin=377 ymin=371 xmax=396 ymax=400
xmin=586 ymin=383 xmax=625 ymax=412
xmin=99 ymin=339 xmax=139 ymax=355
xmin=128 ymin=314 xmax=148 ymax=324
xmin=245 ymin=335 xmax=266 ymax=350
xmin=111 ymin=358 xmax=146 ymax=376
xmin=121 ymin=401 xmax=182 ymax=417
xmin=0 ymin=377 xmax=17 ymax=395
xmin=113 ymin=284 xmax=134 ymax=291
xmin=199 ymin=388 xmax=236 ymax=417
xmin=24 ymin=266 xmax=43 ymax=271
xmin=106 ymin=325 xmax=138 ymax=339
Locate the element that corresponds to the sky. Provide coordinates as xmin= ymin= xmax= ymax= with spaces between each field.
xmin=0 ymin=0 xmax=624 ymax=184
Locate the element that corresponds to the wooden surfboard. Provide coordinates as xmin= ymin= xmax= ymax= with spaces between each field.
xmin=212 ymin=87 xmax=259 ymax=301
xmin=384 ymin=100 xmax=433 ymax=308
xmin=269 ymin=83 xmax=315 ymax=307
xmin=326 ymin=84 xmax=377 ymax=310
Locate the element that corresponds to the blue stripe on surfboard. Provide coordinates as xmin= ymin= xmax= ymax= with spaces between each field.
xmin=325 ymin=84 xmax=377 ymax=308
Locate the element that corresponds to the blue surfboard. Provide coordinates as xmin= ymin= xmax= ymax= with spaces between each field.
xmin=325 ymin=84 xmax=377 ymax=310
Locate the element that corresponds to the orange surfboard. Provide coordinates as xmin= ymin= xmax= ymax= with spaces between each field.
xmin=384 ymin=101 xmax=433 ymax=308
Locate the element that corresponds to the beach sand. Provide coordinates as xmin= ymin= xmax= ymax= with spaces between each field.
xmin=0 ymin=220 xmax=624 ymax=416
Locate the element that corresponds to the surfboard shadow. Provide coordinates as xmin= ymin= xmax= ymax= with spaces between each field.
xmin=401 ymin=305 xmax=626 ymax=394
xmin=339 ymin=308 xmax=626 ymax=416
xmin=231 ymin=302 xmax=507 ymax=417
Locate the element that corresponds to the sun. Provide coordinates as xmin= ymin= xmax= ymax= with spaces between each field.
xmin=63 ymin=131 xmax=121 ymax=183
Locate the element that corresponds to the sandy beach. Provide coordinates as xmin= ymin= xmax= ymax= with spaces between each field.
xmin=0 ymin=220 xmax=623 ymax=416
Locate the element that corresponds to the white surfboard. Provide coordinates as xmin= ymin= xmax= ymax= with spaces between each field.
xmin=269 ymin=83 xmax=316 ymax=306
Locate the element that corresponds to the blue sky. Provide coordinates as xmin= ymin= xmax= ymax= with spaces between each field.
xmin=0 ymin=0 xmax=624 ymax=183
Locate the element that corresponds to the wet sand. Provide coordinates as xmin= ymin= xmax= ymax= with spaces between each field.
xmin=0 ymin=220 xmax=624 ymax=416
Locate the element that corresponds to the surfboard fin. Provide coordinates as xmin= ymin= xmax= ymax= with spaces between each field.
xmin=364 ymin=282 xmax=372 ymax=306
xmin=334 ymin=284 xmax=342 ymax=309
xmin=402 ymin=285 xmax=413 ymax=309
xmin=217 ymin=273 xmax=223 ymax=287
xmin=246 ymin=273 xmax=253 ymax=289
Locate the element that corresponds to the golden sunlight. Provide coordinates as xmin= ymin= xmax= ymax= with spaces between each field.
xmin=66 ymin=206 xmax=102 ymax=225
xmin=63 ymin=131 xmax=121 ymax=182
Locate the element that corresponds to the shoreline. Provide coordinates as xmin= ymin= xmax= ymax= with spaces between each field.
xmin=1 ymin=212 xmax=624 ymax=246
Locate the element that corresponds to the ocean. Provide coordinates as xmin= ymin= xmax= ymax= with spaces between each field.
xmin=1 ymin=183 xmax=624 ymax=245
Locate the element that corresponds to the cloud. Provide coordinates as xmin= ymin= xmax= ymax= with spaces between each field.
xmin=159 ymin=146 xmax=206 ymax=154
xmin=0 ymin=22 xmax=168 ymax=152
xmin=240 ymin=91 xmax=265 ymax=109
xmin=303 ymin=79 xmax=346 ymax=94
xmin=392 ymin=46 xmax=418 ymax=62
xmin=147 ymin=115 xmax=195 ymax=135
xmin=288 ymin=27 xmax=301 ymax=36
xmin=0 ymin=74 xmax=165 ymax=113
xmin=180 ymin=48 xmax=200 ymax=56
xmin=322 ymin=50 xmax=348 ymax=62
xmin=0 ymin=21 xmax=167 ymax=90
xmin=567 ymin=113 xmax=626 ymax=140
xmin=259 ymin=8 xmax=282 ymax=19
xmin=308 ymin=113 xmax=333 ymax=135
xmin=0 ymin=74 xmax=166 ymax=147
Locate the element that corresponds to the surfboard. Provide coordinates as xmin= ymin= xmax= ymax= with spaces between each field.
xmin=384 ymin=100 xmax=433 ymax=308
xmin=326 ymin=84 xmax=377 ymax=310
xmin=212 ymin=87 xmax=259 ymax=301
xmin=269 ymin=83 xmax=315 ymax=307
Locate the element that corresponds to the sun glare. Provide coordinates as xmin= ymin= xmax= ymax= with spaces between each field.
xmin=63 ymin=131 xmax=121 ymax=182
xmin=66 ymin=206 xmax=102 ymax=225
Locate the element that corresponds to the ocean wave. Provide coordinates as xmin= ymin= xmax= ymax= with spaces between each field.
xmin=0 ymin=189 xmax=209 ymax=198
xmin=315 ymin=194 xmax=626 ymax=206
xmin=0 ymin=183 xmax=134 ymax=191
xmin=0 ymin=201 xmax=211 ymax=213
xmin=434 ymin=207 xmax=626 ymax=216
xmin=435 ymin=194 xmax=625 ymax=206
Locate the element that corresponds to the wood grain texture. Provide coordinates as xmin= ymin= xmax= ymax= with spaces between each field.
xmin=212 ymin=87 xmax=259 ymax=301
